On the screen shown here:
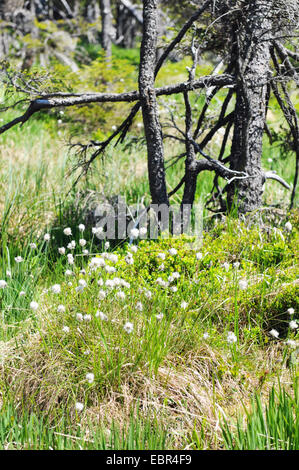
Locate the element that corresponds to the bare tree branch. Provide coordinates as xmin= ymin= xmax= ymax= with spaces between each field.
xmin=264 ymin=171 xmax=291 ymax=189
xmin=271 ymin=48 xmax=299 ymax=208
xmin=0 ymin=74 xmax=235 ymax=135
xmin=119 ymin=0 xmax=143 ymax=25
xmin=155 ymin=0 xmax=212 ymax=75
xmin=274 ymin=41 xmax=299 ymax=86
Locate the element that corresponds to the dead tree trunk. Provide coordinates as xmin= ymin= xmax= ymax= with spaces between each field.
xmin=100 ymin=0 xmax=112 ymax=58
xmin=116 ymin=1 xmax=141 ymax=49
xmin=227 ymin=0 xmax=273 ymax=213
xmin=138 ymin=0 xmax=169 ymax=206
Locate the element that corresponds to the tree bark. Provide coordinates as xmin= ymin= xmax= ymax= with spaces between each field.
xmin=227 ymin=0 xmax=273 ymax=213
xmin=138 ymin=0 xmax=169 ymax=206
xmin=180 ymin=92 xmax=197 ymax=232
xmin=100 ymin=0 xmax=112 ymax=58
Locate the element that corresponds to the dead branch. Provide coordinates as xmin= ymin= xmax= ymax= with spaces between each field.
xmin=119 ymin=0 xmax=143 ymax=25
xmin=271 ymin=48 xmax=299 ymax=208
xmin=0 ymin=74 xmax=235 ymax=135
xmin=155 ymin=0 xmax=212 ymax=74
xmin=180 ymin=91 xmax=198 ymax=211
xmin=263 ymin=171 xmax=291 ymax=189
xmin=274 ymin=41 xmax=299 ymax=86
xmin=198 ymin=111 xmax=234 ymax=149
xmin=276 ymin=43 xmax=299 ymax=62
xmin=116 ymin=0 xmax=213 ymax=146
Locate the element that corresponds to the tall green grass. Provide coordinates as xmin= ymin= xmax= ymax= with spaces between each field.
xmin=222 ymin=379 xmax=299 ymax=450
xmin=0 ymin=401 xmax=170 ymax=450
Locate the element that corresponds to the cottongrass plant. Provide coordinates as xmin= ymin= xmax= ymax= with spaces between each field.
xmin=0 ymin=215 xmax=298 ymax=449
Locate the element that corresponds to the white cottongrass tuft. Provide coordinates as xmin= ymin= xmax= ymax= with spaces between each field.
xmin=136 ymin=302 xmax=143 ymax=311
xmin=67 ymin=254 xmax=74 ymax=265
xmin=196 ymin=252 xmax=203 ymax=260
xmin=116 ymin=291 xmax=126 ymax=300
xmin=125 ymin=254 xmax=134 ymax=265
xmin=168 ymin=248 xmax=177 ymax=256
xmin=30 ymin=301 xmax=38 ymax=311
xmin=289 ymin=320 xmax=298 ymax=330
xmin=75 ymin=279 xmax=87 ymax=292
xmin=287 ymin=308 xmax=295 ymax=315
xmin=155 ymin=313 xmax=163 ymax=321
xmin=227 ymin=331 xmax=237 ymax=344
xmin=181 ymin=301 xmax=188 ymax=310
xmin=130 ymin=228 xmax=139 ymax=239
xmin=78 ymin=224 xmax=85 ymax=232
xmin=86 ymin=373 xmax=94 ymax=384
xmin=105 ymin=279 xmax=115 ymax=289
xmin=144 ymin=289 xmax=152 ymax=299
xmin=223 ymin=262 xmax=230 ymax=272
xmin=51 ymin=284 xmax=61 ymax=294
xmin=30 ymin=243 xmax=37 ymax=249
xmin=58 ymin=247 xmax=66 ymax=255
xmin=75 ymin=402 xmax=84 ymax=412
xmin=76 ymin=313 xmax=83 ymax=322
xmin=0 ymin=280 xmax=7 ymax=289
xmin=79 ymin=239 xmax=87 ymax=247
xmin=44 ymin=233 xmax=50 ymax=242
xmin=14 ymin=256 xmax=23 ymax=263
xmin=269 ymin=329 xmax=279 ymax=338
xmin=203 ymin=332 xmax=209 ymax=339
xmin=63 ymin=227 xmax=72 ymax=236
xmin=238 ymin=279 xmax=248 ymax=290
xmin=123 ymin=322 xmax=134 ymax=333
xmin=107 ymin=253 xmax=118 ymax=263
xmin=90 ymin=257 xmax=105 ymax=268
xmin=156 ymin=277 xmax=168 ymax=288
xmin=284 ymin=221 xmax=292 ymax=232
xmin=57 ymin=305 xmax=66 ymax=313
xmin=96 ymin=311 xmax=108 ymax=321
xmin=62 ymin=325 xmax=70 ymax=333
xmin=92 ymin=226 xmax=103 ymax=236
xmin=105 ymin=265 xmax=116 ymax=274
xmin=98 ymin=290 xmax=106 ymax=300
